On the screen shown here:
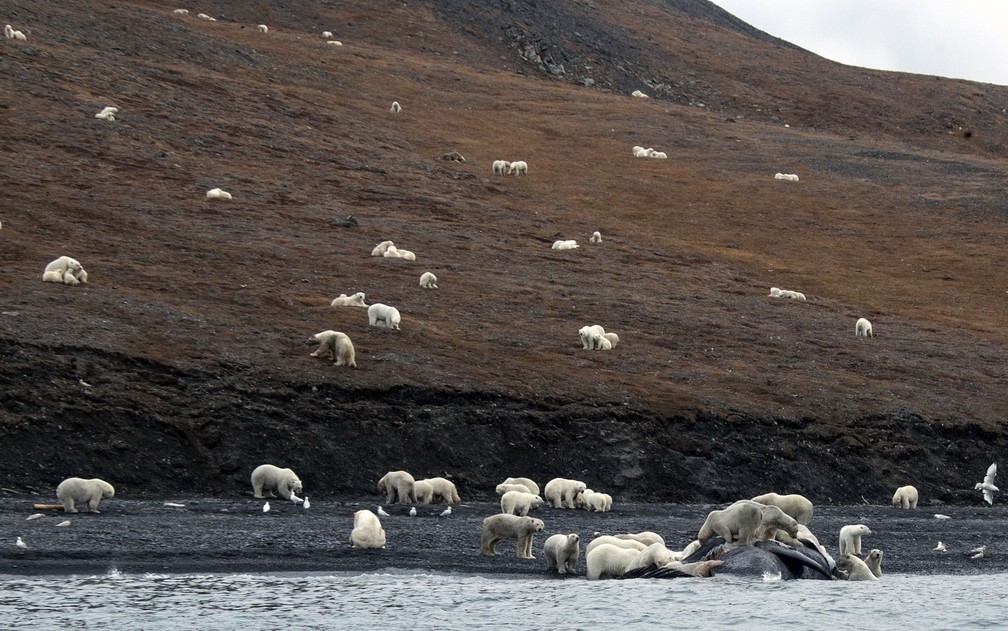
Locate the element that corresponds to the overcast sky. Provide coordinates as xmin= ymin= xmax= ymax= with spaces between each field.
xmin=709 ymin=1 xmax=1008 ymax=86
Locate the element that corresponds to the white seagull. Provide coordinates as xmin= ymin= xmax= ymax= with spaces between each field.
xmin=15 ymin=537 xmax=27 ymax=550
xmin=975 ymin=463 xmax=999 ymax=505
xmin=409 ymin=506 xmax=417 ymax=517
xmin=303 ymin=497 xmax=310 ymax=510
xmin=289 ymin=491 xmax=304 ymax=504
xmin=439 ymin=506 xmax=452 ymax=518
xmin=55 ymin=520 xmax=71 ymax=528
xmin=934 ymin=541 xmax=946 ymax=553
xmin=969 ymin=545 xmax=985 ymax=560
xmin=377 ymin=506 xmax=390 ymax=517
xmin=263 ymin=502 xmax=271 ymax=513
xmin=26 ymin=513 xmax=44 ymax=521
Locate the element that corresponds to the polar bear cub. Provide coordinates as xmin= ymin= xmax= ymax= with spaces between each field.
xmin=308 ymin=330 xmax=356 ymax=367
xmin=419 ymin=272 xmax=438 ymax=289
xmin=371 ymin=240 xmax=395 ymax=256
xmin=856 ymin=317 xmax=874 ymax=337
xmin=205 ymin=188 xmax=232 ymax=200
xmin=368 ymin=303 xmax=401 ymax=329
xmin=590 ymin=231 xmax=602 ymax=243
xmin=552 ymin=239 xmax=579 ymax=250
xmin=330 ymin=292 xmax=368 ymax=307
xmin=350 ymin=509 xmax=386 ymax=548
xmin=250 ymin=464 xmax=303 ymax=499
xmin=56 ymin=477 xmax=115 ymax=513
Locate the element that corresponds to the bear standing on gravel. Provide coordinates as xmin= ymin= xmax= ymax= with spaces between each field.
xmin=698 ymin=499 xmax=798 ymax=545
xmin=56 ymin=477 xmax=115 ymax=513
xmin=377 ymin=470 xmax=417 ymax=504
xmin=480 ymin=514 xmax=545 ymax=559
xmin=250 ymin=464 xmax=303 ymax=500
xmin=544 ymin=533 xmax=580 ymax=574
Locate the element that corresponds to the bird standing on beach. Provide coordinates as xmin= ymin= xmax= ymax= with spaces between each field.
xmin=439 ymin=506 xmax=452 ymax=518
xmin=263 ymin=502 xmax=271 ymax=513
xmin=15 ymin=537 xmax=27 ymax=550
xmin=56 ymin=520 xmax=71 ymax=528
xmin=303 ymin=497 xmax=310 ymax=510
xmin=409 ymin=506 xmax=417 ymax=517
xmin=969 ymin=545 xmax=985 ymax=560
xmin=934 ymin=541 xmax=946 ymax=553
xmin=974 ymin=463 xmax=998 ymax=505
xmin=377 ymin=506 xmax=390 ymax=517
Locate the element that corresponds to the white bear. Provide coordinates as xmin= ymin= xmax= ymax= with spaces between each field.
xmin=349 ymin=509 xmax=386 ymax=548
xmin=371 ymin=240 xmax=395 ymax=256
xmin=585 ymin=535 xmax=646 ymax=556
xmin=856 ymin=317 xmax=874 ymax=337
xmin=627 ymin=542 xmax=675 ymax=571
xmin=382 ymin=245 xmax=403 ymax=258
xmin=62 ymin=273 xmax=80 ymax=286
xmin=602 ymin=332 xmax=619 ymax=348
xmin=250 ymin=464 xmax=303 ymax=499
xmin=544 ymin=533 xmax=580 ymax=574
xmin=42 ymin=269 xmax=65 ymax=283
xmin=377 ymin=470 xmax=416 ymax=504
xmin=586 ymin=543 xmax=640 ymax=580
xmin=205 ymin=188 xmax=232 ymax=200
xmin=892 ymin=485 xmax=918 ymax=509
xmin=492 ymin=160 xmax=508 ymax=176
xmin=865 ymin=548 xmax=883 ymax=578
xmin=751 ymin=492 xmax=814 ymax=525
xmin=496 ymin=483 xmax=533 ymax=496
xmin=44 ymin=256 xmax=83 ymax=276
xmin=592 ymin=333 xmax=612 ymax=350
xmin=368 ymin=303 xmax=401 ymax=329
xmin=396 ymin=249 xmax=417 ymax=261
xmin=330 ymin=292 xmax=368 ymax=307
xmin=837 ymin=553 xmax=877 ymax=581
xmin=56 ymin=477 xmax=115 ymax=513
xmin=508 ymin=161 xmax=528 ymax=175
xmin=500 ymin=490 xmax=543 ymax=516
xmin=418 ymin=477 xmax=460 ymax=504
xmin=698 ymin=500 xmax=799 ymax=545
xmin=501 ymin=477 xmax=540 ymax=496
xmin=73 ymin=268 xmax=88 ymax=284
xmin=308 ymin=330 xmax=356 ymax=367
xmin=419 ymin=271 xmax=438 ymax=289
xmin=578 ymin=325 xmax=606 ymax=349
xmin=480 ymin=514 xmax=544 ymax=559
xmin=839 ymin=524 xmax=871 ymax=556
xmin=413 ymin=479 xmax=434 ymax=504
xmin=613 ymin=532 xmax=665 ymax=547
xmin=544 ymin=477 xmax=587 ymax=509
xmin=590 ymin=231 xmax=602 ymax=243
xmin=551 ymin=239 xmax=579 ymax=251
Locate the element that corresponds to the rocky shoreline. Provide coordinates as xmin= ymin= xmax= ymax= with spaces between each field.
xmin=1 ymin=498 xmax=1002 ymax=577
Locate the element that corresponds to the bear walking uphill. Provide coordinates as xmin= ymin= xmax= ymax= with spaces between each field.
xmin=308 ymin=330 xmax=356 ymax=367
xmin=480 ymin=514 xmax=544 ymax=559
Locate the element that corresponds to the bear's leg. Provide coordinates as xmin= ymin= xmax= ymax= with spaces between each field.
xmin=63 ymin=498 xmax=78 ymax=513
xmin=87 ymin=498 xmax=101 ymax=513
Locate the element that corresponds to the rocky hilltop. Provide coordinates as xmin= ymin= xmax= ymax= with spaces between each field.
xmin=1 ymin=0 xmax=1006 ymax=504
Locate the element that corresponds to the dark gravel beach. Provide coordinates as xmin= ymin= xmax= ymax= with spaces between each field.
xmin=1 ymin=497 xmax=1003 ymax=577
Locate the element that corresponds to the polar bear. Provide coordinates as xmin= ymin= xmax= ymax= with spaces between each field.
xmin=45 ymin=256 xmax=83 ymax=275
xmin=42 ymin=269 xmax=65 ymax=283
xmin=413 ymin=479 xmax=434 ymax=504
xmin=602 ymin=332 xmax=619 ymax=348
xmin=496 ymin=483 xmax=532 ymax=496
xmin=891 ymin=485 xmax=918 ymax=509
xmin=349 ymin=509 xmax=386 ymax=548
xmin=697 ymin=500 xmax=798 ymax=545
xmin=492 ymin=160 xmax=508 ymax=176
xmin=590 ymin=231 xmax=602 ymax=243
xmin=578 ymin=325 xmax=606 ymax=350
xmin=856 ymin=317 xmax=874 ymax=337
xmin=592 ymin=333 xmax=613 ymax=350
xmin=500 ymin=490 xmax=543 ymax=516
xmin=368 ymin=303 xmax=401 ymax=329
xmin=585 ymin=536 xmax=647 ymax=556
xmin=627 ymin=542 xmax=675 ymax=571
xmin=377 ymin=470 xmax=417 ymax=504
xmin=308 ymin=330 xmax=356 ymax=367
xmin=865 ymin=548 xmax=883 ymax=577
xmin=751 ymin=492 xmax=814 ymax=525
xmin=614 ymin=532 xmax=665 ymax=547
xmin=544 ymin=533 xmax=580 ymax=574
xmin=551 ymin=239 xmax=578 ymax=250
xmin=837 ymin=553 xmax=877 ymax=581
xmin=330 ymin=292 xmax=368 ymax=307
xmin=586 ymin=543 xmax=640 ymax=580
xmin=480 ymin=514 xmax=544 ymax=559
xmin=418 ymin=477 xmax=460 ymax=504
xmin=251 ymin=464 xmax=303 ymax=499
xmin=371 ymin=240 xmax=395 ymax=256
xmin=838 ymin=524 xmax=871 ymax=556
xmin=419 ymin=271 xmax=438 ymax=289
xmin=501 ymin=477 xmax=540 ymax=496
xmin=544 ymin=478 xmax=587 ymax=509
xmin=56 ymin=477 xmax=115 ymax=513
xmin=62 ymin=272 xmax=80 ymax=286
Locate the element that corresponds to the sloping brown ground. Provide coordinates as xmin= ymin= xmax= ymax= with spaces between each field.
xmin=1 ymin=0 xmax=1006 ymax=505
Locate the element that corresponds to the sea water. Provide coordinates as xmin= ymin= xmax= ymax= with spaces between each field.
xmin=1 ymin=570 xmax=1003 ymax=630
